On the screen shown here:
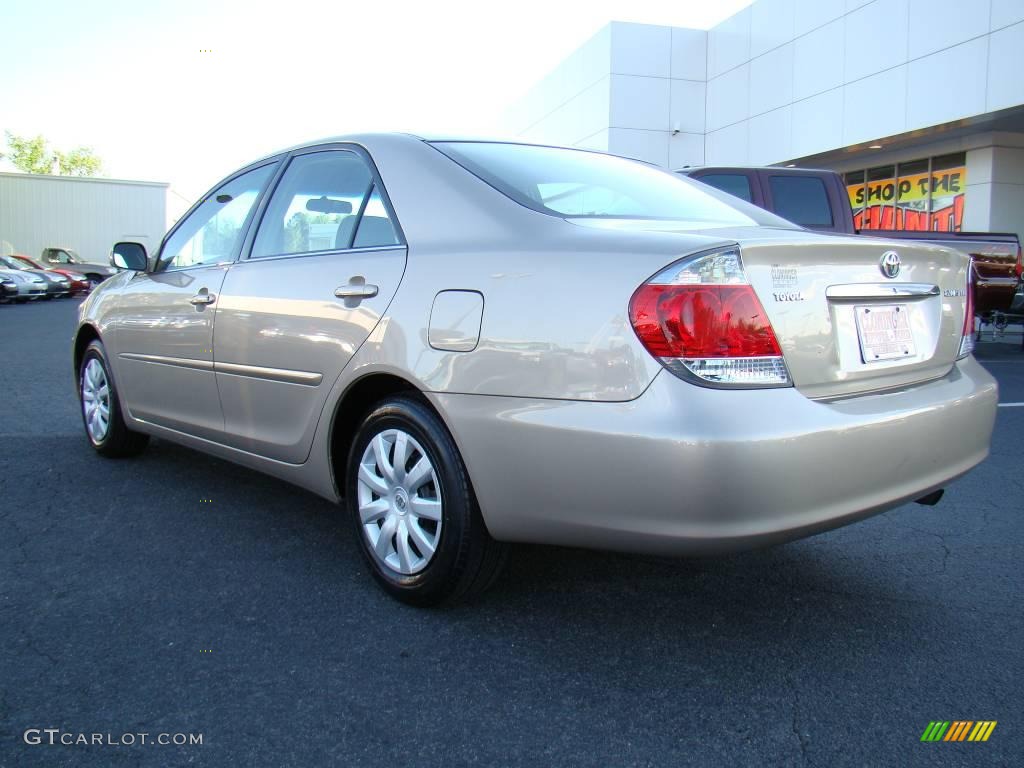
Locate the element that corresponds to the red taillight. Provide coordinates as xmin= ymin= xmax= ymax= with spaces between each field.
xmin=629 ymin=247 xmax=790 ymax=387
xmin=629 ymin=283 xmax=782 ymax=358
xmin=1016 ymin=245 xmax=1022 ymax=279
xmin=958 ymin=259 xmax=975 ymax=358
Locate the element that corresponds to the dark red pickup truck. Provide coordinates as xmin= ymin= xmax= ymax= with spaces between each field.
xmin=681 ymin=166 xmax=1023 ymax=317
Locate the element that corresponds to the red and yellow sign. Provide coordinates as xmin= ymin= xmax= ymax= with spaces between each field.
xmin=848 ymin=166 xmax=966 ymax=232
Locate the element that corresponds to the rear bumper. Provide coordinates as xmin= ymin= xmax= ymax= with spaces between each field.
xmin=430 ymin=357 xmax=998 ymax=555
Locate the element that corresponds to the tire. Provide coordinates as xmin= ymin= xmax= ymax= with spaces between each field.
xmin=79 ymin=340 xmax=149 ymax=458
xmin=345 ymin=395 xmax=507 ymax=606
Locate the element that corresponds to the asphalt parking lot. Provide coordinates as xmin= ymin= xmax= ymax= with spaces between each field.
xmin=1 ymin=298 xmax=1021 ymax=767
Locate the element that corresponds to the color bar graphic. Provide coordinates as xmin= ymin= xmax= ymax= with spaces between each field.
xmin=921 ymin=720 xmax=996 ymax=742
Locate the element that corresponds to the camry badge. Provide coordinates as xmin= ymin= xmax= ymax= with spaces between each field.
xmin=880 ymin=250 xmax=901 ymax=279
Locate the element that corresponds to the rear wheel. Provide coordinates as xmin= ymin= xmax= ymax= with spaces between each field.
xmin=345 ymin=395 xmax=507 ymax=606
xmin=79 ymin=340 xmax=149 ymax=457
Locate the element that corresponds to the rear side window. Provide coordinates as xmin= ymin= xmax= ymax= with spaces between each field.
xmin=353 ymin=187 xmax=400 ymax=248
xmin=768 ymin=176 xmax=834 ymax=228
xmin=695 ymin=173 xmax=753 ymax=202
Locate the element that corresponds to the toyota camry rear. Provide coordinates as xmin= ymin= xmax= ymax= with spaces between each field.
xmin=74 ymin=134 xmax=998 ymax=604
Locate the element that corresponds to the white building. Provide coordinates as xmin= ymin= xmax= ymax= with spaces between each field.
xmin=508 ymin=0 xmax=1024 ymax=238
xmin=0 ymin=172 xmax=168 ymax=262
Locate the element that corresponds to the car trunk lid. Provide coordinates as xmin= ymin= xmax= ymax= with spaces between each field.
xmin=734 ymin=230 xmax=969 ymax=399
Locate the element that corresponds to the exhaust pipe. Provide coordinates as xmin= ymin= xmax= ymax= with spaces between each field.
xmin=914 ymin=489 xmax=945 ymax=506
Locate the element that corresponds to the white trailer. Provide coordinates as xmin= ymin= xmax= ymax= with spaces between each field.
xmin=0 ymin=171 xmax=168 ymax=264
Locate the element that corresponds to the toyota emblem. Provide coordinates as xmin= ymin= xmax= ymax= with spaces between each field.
xmin=880 ymin=250 xmax=901 ymax=279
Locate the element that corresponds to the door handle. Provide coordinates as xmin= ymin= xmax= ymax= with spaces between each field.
xmin=334 ymin=279 xmax=378 ymax=300
xmin=190 ymin=292 xmax=216 ymax=305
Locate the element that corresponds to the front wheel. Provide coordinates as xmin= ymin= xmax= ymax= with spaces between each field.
xmin=79 ymin=340 xmax=149 ymax=457
xmin=345 ymin=395 xmax=507 ymax=606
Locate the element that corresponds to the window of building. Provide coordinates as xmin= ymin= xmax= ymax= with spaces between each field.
xmin=929 ymin=153 xmax=967 ymax=233
xmin=845 ymin=170 xmax=866 ymax=223
xmin=894 ymin=159 xmax=929 ymax=231
xmin=844 ymin=153 xmax=966 ymax=232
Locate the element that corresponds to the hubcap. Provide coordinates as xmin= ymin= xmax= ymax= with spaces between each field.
xmin=81 ymin=358 xmax=110 ymax=443
xmin=357 ymin=428 xmax=443 ymax=575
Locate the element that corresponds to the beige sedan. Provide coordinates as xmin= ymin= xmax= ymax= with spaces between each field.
xmin=75 ymin=135 xmax=997 ymax=604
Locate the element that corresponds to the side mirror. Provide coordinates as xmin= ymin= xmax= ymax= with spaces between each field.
xmin=111 ymin=242 xmax=148 ymax=271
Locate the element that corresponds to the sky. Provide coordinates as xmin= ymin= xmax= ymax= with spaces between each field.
xmin=0 ymin=0 xmax=752 ymax=204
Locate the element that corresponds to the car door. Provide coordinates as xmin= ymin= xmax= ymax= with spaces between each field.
xmin=212 ymin=146 xmax=407 ymax=463
xmin=113 ymin=161 xmax=278 ymax=440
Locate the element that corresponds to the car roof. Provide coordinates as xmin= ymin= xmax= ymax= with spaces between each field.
xmin=252 ymin=132 xmax=625 ymax=165
xmin=676 ymin=165 xmax=836 ymax=175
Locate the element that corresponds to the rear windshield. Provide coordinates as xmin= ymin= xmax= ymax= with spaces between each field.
xmin=432 ymin=142 xmax=790 ymax=229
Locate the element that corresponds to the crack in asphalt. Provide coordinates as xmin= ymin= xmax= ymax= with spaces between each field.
xmin=16 ymin=636 xmax=59 ymax=668
xmin=791 ymin=683 xmax=811 ymax=768
xmin=898 ymin=524 xmax=951 ymax=576
xmin=782 ymin=595 xmax=813 ymax=768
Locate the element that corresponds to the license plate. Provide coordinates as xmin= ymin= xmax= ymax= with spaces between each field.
xmin=854 ymin=304 xmax=916 ymax=362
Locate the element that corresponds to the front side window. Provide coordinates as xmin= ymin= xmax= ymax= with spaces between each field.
xmin=161 ymin=164 xmax=276 ymax=270
xmin=432 ymin=141 xmax=791 ymax=229
xmin=251 ymin=151 xmax=400 ymax=258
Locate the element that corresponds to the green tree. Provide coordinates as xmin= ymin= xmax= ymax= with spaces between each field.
xmin=284 ymin=211 xmax=311 ymax=253
xmin=2 ymin=132 xmax=102 ymax=176
xmin=2 ymin=133 xmax=51 ymax=174
xmin=55 ymin=146 xmax=103 ymax=176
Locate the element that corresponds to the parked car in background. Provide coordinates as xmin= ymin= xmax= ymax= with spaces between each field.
xmin=680 ymin=166 xmax=1022 ymax=318
xmin=0 ymin=255 xmax=70 ymax=298
xmin=73 ymin=135 xmax=997 ymax=605
xmin=0 ymin=274 xmax=18 ymax=303
xmin=7 ymin=255 xmax=90 ymax=295
xmin=0 ymin=268 xmax=47 ymax=301
xmin=39 ymin=247 xmax=118 ymax=288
